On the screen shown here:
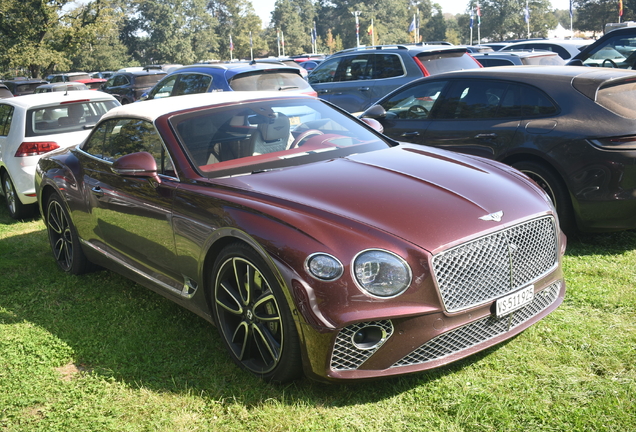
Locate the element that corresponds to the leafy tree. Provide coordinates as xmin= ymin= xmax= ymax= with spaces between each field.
xmin=208 ymin=0 xmax=265 ymax=60
xmin=0 ymin=0 xmax=71 ymax=78
xmin=271 ymin=0 xmax=317 ymax=55
xmin=574 ymin=0 xmax=633 ymax=34
xmin=125 ymin=0 xmax=218 ymax=65
xmin=66 ymin=1 xmax=132 ymax=72
xmin=469 ymin=0 xmax=556 ymax=42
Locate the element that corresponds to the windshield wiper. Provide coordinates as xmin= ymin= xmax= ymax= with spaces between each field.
xmin=278 ymin=86 xmax=298 ymax=91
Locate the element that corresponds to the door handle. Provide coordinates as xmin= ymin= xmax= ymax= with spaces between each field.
xmin=318 ymin=89 xmax=330 ymax=94
xmin=401 ymin=131 xmax=420 ymax=137
xmin=358 ymin=87 xmax=370 ymax=91
xmin=475 ymin=133 xmax=497 ymax=139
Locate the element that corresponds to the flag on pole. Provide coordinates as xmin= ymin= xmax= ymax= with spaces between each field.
xmin=524 ymin=4 xmax=530 ymax=23
xmin=408 ymin=15 xmax=416 ymax=33
xmin=311 ymin=22 xmax=317 ymax=44
xmin=249 ymin=31 xmax=253 ymax=47
xmin=476 ymin=4 xmax=481 ymax=26
xmin=569 ymin=0 xmax=573 ymax=17
xmin=470 ymin=9 xmax=474 ymax=29
xmin=229 ymin=34 xmax=234 ymax=51
xmin=367 ymin=24 xmax=373 ymax=35
xmin=619 ymin=0 xmax=624 ymax=16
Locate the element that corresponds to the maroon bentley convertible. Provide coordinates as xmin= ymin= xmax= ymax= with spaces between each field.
xmin=35 ymin=92 xmax=566 ymax=382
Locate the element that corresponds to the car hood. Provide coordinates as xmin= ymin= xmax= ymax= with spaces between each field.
xmin=216 ymin=144 xmax=553 ymax=253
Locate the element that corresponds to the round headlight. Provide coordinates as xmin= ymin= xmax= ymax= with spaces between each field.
xmin=353 ymin=250 xmax=411 ymax=297
xmin=306 ymin=253 xmax=344 ymax=281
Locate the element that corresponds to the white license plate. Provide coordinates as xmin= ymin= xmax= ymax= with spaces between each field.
xmin=495 ymin=285 xmax=534 ymax=318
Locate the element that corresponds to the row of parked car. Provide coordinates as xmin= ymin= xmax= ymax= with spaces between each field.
xmin=1 ymin=25 xmax=635 ymax=383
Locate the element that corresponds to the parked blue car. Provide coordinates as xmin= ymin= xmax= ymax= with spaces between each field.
xmin=139 ymin=62 xmax=316 ymax=101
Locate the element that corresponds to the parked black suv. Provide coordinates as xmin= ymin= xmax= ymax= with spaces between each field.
xmin=100 ymin=68 xmax=166 ymax=104
xmin=307 ymin=44 xmax=482 ymax=112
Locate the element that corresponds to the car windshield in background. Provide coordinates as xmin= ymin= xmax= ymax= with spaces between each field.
xmin=135 ymin=75 xmax=165 ymax=86
xmin=27 ymin=100 xmax=120 ymax=136
xmin=415 ymin=50 xmax=480 ymax=74
xmin=171 ymin=98 xmax=388 ymax=178
xmin=228 ymin=71 xmax=312 ymax=93
xmin=579 ymin=34 xmax=636 ymax=68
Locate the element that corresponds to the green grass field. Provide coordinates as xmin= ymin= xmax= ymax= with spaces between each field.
xmin=0 ymin=206 xmax=634 ymax=431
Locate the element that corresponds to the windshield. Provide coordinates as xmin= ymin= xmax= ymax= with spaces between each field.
xmin=579 ymin=34 xmax=636 ymax=68
xmin=171 ymin=98 xmax=389 ymax=178
xmin=26 ymin=100 xmax=120 ymax=137
xmin=229 ymin=71 xmax=311 ymax=92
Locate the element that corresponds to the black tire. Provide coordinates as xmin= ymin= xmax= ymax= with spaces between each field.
xmin=2 ymin=172 xmax=35 ymax=220
xmin=46 ymin=194 xmax=94 ymax=274
xmin=512 ymin=161 xmax=576 ymax=234
xmin=211 ymin=242 xmax=302 ymax=382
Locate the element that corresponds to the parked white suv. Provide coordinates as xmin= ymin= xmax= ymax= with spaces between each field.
xmin=0 ymin=91 xmax=119 ymax=218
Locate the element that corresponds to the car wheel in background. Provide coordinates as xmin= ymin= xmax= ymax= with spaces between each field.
xmin=46 ymin=194 xmax=95 ymax=274
xmin=211 ymin=242 xmax=302 ymax=382
xmin=512 ymin=161 xmax=575 ymax=235
xmin=2 ymin=172 xmax=34 ymax=220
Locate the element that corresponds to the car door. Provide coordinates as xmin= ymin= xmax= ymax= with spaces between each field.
xmin=422 ymin=79 xmax=523 ymax=159
xmin=373 ymin=79 xmax=449 ymax=145
xmin=309 ymin=54 xmax=377 ymax=112
xmin=102 ymin=74 xmax=130 ymax=102
xmin=77 ymin=118 xmax=182 ymax=286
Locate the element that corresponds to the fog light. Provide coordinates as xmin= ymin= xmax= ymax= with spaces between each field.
xmin=350 ymin=325 xmax=387 ymax=350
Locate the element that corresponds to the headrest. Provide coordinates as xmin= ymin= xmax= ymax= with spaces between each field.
xmin=258 ymin=113 xmax=290 ymax=142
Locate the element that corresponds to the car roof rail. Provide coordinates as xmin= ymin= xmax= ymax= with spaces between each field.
xmin=333 ymin=45 xmax=411 ymax=55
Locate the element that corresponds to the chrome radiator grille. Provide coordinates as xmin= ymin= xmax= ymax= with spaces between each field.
xmin=330 ymin=320 xmax=394 ymax=371
xmin=432 ymin=216 xmax=558 ymax=313
xmin=392 ymin=281 xmax=562 ymax=368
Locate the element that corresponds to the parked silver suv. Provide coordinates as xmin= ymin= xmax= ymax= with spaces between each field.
xmin=308 ymin=44 xmax=482 ymax=113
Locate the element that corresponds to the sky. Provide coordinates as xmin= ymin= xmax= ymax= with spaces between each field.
xmin=253 ymin=0 xmax=574 ymax=27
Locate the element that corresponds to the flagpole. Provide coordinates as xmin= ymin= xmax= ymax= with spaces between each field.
xmin=416 ymin=8 xmax=420 ymax=43
xmin=281 ymin=31 xmax=285 ymax=57
xmin=570 ymin=0 xmax=573 ymax=33
xmin=470 ymin=9 xmax=474 ymax=45
xmin=277 ymin=30 xmax=281 ymax=57
xmin=371 ymin=18 xmax=375 ymax=46
xmin=249 ymin=31 xmax=253 ymax=61
xmin=230 ymin=34 xmax=233 ymax=61
xmin=477 ymin=3 xmax=481 ymax=45
xmin=526 ymin=0 xmax=530 ymax=39
xmin=353 ymin=11 xmax=361 ymax=48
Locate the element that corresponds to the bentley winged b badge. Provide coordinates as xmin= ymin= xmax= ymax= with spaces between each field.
xmin=479 ymin=210 xmax=504 ymax=222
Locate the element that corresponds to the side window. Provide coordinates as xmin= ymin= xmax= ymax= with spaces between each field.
xmin=336 ymin=55 xmax=372 ymax=81
xmin=519 ymin=85 xmax=558 ymax=117
xmin=381 ymin=80 xmax=448 ymax=120
xmin=173 ymin=74 xmax=212 ymax=96
xmin=0 ymin=104 xmax=14 ymax=136
xmin=373 ymin=54 xmax=404 ymax=79
xmin=83 ymin=118 xmax=175 ymax=176
xmin=436 ymin=80 xmax=515 ymax=119
xmin=150 ymin=75 xmax=178 ymax=99
xmin=112 ymin=75 xmax=129 ymax=87
xmin=81 ymin=121 xmax=109 ymax=158
xmin=308 ymin=58 xmax=341 ymax=84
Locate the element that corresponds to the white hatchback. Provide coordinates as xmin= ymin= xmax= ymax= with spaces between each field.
xmin=0 ymin=90 xmax=119 ymax=218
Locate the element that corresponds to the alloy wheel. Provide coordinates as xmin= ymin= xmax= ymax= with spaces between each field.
xmin=214 ymin=256 xmax=284 ymax=375
xmin=47 ymin=199 xmax=74 ymax=271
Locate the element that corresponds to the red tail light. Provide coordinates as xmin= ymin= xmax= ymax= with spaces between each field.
xmin=412 ymin=56 xmax=430 ymax=77
xmin=15 ymin=141 xmax=59 ymax=157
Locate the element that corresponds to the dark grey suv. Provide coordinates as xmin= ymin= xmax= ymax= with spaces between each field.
xmin=307 ymin=44 xmax=482 ymax=113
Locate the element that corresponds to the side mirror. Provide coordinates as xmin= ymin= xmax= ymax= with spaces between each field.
xmin=111 ymin=152 xmax=159 ymax=182
xmin=360 ymin=104 xmax=386 ymax=119
xmin=360 ymin=117 xmax=384 ymax=134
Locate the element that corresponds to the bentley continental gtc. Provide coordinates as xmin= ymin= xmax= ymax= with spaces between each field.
xmin=36 ymin=92 xmax=566 ymax=382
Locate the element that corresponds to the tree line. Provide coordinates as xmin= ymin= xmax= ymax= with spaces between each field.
xmin=0 ymin=0 xmax=632 ymax=79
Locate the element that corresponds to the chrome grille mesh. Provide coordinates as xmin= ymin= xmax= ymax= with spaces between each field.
xmin=392 ymin=281 xmax=561 ymax=368
xmin=432 ymin=216 xmax=558 ymax=313
xmin=330 ymin=320 xmax=394 ymax=371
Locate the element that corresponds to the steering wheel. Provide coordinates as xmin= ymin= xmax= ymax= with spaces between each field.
xmin=602 ymin=58 xmax=618 ymax=68
xmin=290 ymin=129 xmax=324 ymax=148
xmin=407 ymin=105 xmax=429 ymax=117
